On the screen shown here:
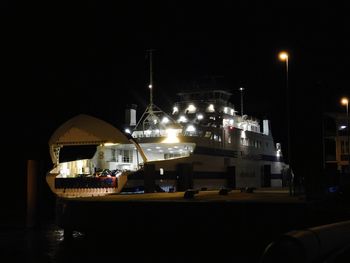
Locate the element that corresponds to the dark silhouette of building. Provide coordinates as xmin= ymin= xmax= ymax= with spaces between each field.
xmin=323 ymin=112 xmax=350 ymax=190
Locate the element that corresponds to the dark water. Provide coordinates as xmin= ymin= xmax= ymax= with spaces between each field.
xmin=3 ymin=189 xmax=350 ymax=263
xmin=0 ymin=223 xmax=66 ymax=263
xmin=0 ymin=221 xmax=263 ymax=263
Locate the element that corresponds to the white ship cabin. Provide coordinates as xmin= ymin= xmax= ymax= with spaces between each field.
xmin=173 ymin=89 xmax=261 ymax=132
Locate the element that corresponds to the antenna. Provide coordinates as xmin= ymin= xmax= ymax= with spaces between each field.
xmin=147 ymin=49 xmax=155 ymax=111
xmin=239 ymin=87 xmax=244 ymax=116
xmin=133 ymin=49 xmax=181 ymax=134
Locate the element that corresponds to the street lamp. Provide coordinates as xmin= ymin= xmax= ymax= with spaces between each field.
xmin=239 ymin=87 xmax=244 ymax=116
xmin=279 ymin=51 xmax=290 ymax=168
xmin=341 ymin=97 xmax=349 ymax=113
xmin=341 ymin=97 xmax=349 ymax=170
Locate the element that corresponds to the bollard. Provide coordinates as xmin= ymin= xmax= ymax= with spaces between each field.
xmin=26 ymin=160 xmax=38 ymax=228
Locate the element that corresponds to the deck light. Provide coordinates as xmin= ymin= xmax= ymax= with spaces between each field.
xmin=178 ymin=116 xmax=187 ymax=123
xmin=162 ymin=128 xmax=180 ymax=143
xmin=186 ymin=125 xmax=196 ymax=132
xmin=162 ymin=117 xmax=169 ymax=124
xmin=187 ymin=104 xmax=196 ymax=113
xmin=173 ymin=106 xmax=178 ymax=114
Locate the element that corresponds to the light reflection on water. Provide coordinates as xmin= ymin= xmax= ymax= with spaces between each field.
xmin=0 ymin=223 xmax=86 ymax=263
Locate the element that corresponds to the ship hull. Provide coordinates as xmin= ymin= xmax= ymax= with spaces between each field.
xmin=125 ymin=152 xmax=286 ymax=191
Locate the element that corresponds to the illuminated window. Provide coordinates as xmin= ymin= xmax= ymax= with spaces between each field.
xmin=204 ymin=131 xmax=211 ymax=138
xmin=241 ymin=138 xmax=249 ymax=146
xmin=144 ymin=130 xmax=152 ymax=136
xmin=118 ymin=149 xmax=133 ymax=163
xmin=223 ymin=118 xmax=234 ymax=127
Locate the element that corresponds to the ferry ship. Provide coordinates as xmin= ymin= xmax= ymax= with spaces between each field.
xmin=46 ymin=53 xmax=287 ymax=197
xmin=46 ymin=86 xmax=287 ymax=197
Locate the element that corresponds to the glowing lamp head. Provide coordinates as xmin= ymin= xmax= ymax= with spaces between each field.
xmin=279 ymin=52 xmax=288 ymax=61
xmin=187 ymin=104 xmax=196 ymax=113
xmin=341 ymin=97 xmax=349 ymax=106
xmin=197 ymin=114 xmax=204 ymax=120
xmin=186 ymin=125 xmax=196 ymax=132
xmin=148 ymin=84 xmax=152 ymax=89
xmin=208 ymin=104 xmax=215 ymax=112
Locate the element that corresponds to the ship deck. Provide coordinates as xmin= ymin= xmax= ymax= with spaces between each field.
xmin=67 ymin=188 xmax=303 ymax=203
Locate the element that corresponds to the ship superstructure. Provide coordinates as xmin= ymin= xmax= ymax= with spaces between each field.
xmin=124 ymin=87 xmax=286 ymax=191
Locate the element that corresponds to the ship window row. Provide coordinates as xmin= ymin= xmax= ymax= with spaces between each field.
xmin=250 ymin=126 xmax=259 ymax=132
xmin=164 ymin=153 xmax=182 ymax=159
xmin=240 ymin=138 xmax=263 ymax=148
xmin=205 ymin=132 xmax=222 ymax=142
xmin=213 ymin=134 xmax=222 ymax=142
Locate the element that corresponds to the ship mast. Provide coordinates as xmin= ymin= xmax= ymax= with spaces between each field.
xmin=133 ymin=50 xmax=179 ymax=135
xmin=148 ymin=49 xmax=154 ymax=112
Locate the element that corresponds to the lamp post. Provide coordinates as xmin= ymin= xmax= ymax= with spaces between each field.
xmin=279 ymin=51 xmax=290 ymax=167
xmin=341 ymin=97 xmax=349 ymax=171
xmin=239 ymin=87 xmax=244 ymax=116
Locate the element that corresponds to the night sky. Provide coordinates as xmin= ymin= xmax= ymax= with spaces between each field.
xmin=2 ymin=2 xmax=349 ymax=202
